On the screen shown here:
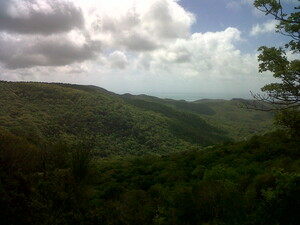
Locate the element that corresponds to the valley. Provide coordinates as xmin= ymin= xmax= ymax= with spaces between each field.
xmin=0 ymin=81 xmax=298 ymax=225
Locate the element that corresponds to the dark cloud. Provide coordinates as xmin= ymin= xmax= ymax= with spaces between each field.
xmin=109 ymin=51 xmax=128 ymax=69
xmin=173 ymin=50 xmax=191 ymax=63
xmin=0 ymin=0 xmax=195 ymax=71
xmin=0 ymin=0 xmax=84 ymax=35
xmin=0 ymin=35 xmax=101 ymax=69
xmin=91 ymin=13 xmax=158 ymax=51
xmin=117 ymin=32 xmax=160 ymax=51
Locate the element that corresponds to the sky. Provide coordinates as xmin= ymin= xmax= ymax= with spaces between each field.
xmin=0 ymin=0 xmax=297 ymax=99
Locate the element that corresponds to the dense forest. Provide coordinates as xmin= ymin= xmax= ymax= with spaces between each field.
xmin=1 ymin=0 xmax=300 ymax=224
xmin=0 ymin=81 xmax=299 ymax=225
xmin=1 ymin=123 xmax=299 ymax=224
xmin=0 ymin=81 xmax=274 ymax=156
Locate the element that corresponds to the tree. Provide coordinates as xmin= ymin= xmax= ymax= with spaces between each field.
xmin=71 ymin=141 xmax=94 ymax=183
xmin=253 ymin=0 xmax=300 ymax=136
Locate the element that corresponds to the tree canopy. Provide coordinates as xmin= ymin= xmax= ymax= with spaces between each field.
xmin=253 ymin=0 xmax=300 ymax=135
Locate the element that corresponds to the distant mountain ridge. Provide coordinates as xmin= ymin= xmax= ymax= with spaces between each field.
xmin=121 ymin=92 xmax=275 ymax=140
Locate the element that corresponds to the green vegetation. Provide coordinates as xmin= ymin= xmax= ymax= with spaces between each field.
xmin=0 ymin=27 xmax=299 ymax=221
xmin=1 ymin=2 xmax=299 ymax=224
xmin=2 ymin=81 xmax=274 ymax=157
xmin=1 ymin=81 xmax=230 ymax=156
xmin=0 ymin=81 xmax=298 ymax=225
xmin=123 ymin=94 xmax=275 ymax=140
xmin=121 ymin=96 xmax=229 ymax=145
xmin=90 ymin=131 xmax=300 ymax=225
xmin=1 ymin=128 xmax=299 ymax=225
xmin=196 ymin=99 xmax=275 ymax=140
xmin=0 ymin=81 xmax=298 ymax=224
xmin=253 ymin=0 xmax=300 ymax=136
xmin=0 ymin=81 xmax=275 ymax=156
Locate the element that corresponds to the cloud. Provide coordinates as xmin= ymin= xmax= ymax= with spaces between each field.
xmin=0 ymin=33 xmax=101 ymax=69
xmin=116 ymin=32 xmax=160 ymax=51
xmin=250 ymin=19 xmax=278 ymax=36
xmin=137 ymin=27 xmax=247 ymax=78
xmin=0 ymin=0 xmax=96 ymax=69
xmin=0 ymin=0 xmax=275 ymax=98
xmin=109 ymin=51 xmax=128 ymax=69
xmin=0 ymin=0 xmax=84 ymax=35
xmin=86 ymin=0 xmax=195 ymax=51
xmin=142 ymin=0 xmax=195 ymax=39
xmin=0 ymin=0 xmax=196 ymax=69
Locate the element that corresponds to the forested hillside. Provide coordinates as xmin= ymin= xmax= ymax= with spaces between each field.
xmin=1 ymin=81 xmax=299 ymax=225
xmin=1 ymin=0 xmax=299 ymax=224
xmin=0 ymin=81 xmax=230 ymax=156
xmin=122 ymin=94 xmax=274 ymax=140
xmin=1 ymin=129 xmax=299 ymax=225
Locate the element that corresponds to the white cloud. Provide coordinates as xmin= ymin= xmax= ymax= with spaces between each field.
xmin=137 ymin=27 xmax=246 ymax=78
xmin=250 ymin=19 xmax=278 ymax=36
xmin=83 ymin=0 xmax=195 ymax=51
xmin=0 ymin=0 xmax=277 ymax=98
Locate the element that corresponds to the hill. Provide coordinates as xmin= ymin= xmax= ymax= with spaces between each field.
xmin=0 ymin=81 xmax=230 ymax=156
xmin=0 ymin=81 xmax=298 ymax=225
xmin=121 ymin=93 xmax=275 ymax=140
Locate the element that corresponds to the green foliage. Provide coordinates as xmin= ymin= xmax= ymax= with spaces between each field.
xmin=1 ymin=128 xmax=299 ymax=224
xmin=0 ymin=81 xmax=296 ymax=224
xmin=0 ymin=81 xmax=275 ymax=152
xmin=253 ymin=0 xmax=300 ymax=135
xmin=275 ymin=108 xmax=300 ymax=137
xmin=123 ymin=95 xmax=275 ymax=140
xmin=254 ymin=0 xmax=300 ymax=53
xmin=84 ymin=130 xmax=299 ymax=225
xmin=122 ymin=93 xmax=216 ymax=115
xmin=0 ymin=130 xmax=41 ymax=173
xmin=123 ymin=98 xmax=229 ymax=145
xmin=0 ymin=81 xmax=210 ymax=156
xmin=0 ymin=131 xmax=42 ymax=225
xmin=196 ymin=99 xmax=275 ymax=140
xmin=71 ymin=141 xmax=94 ymax=183
xmin=0 ymin=130 xmax=96 ymax=225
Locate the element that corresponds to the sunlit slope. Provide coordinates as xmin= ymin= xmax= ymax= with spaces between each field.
xmin=0 ymin=81 xmax=230 ymax=156
xmin=195 ymin=99 xmax=275 ymax=140
xmin=122 ymin=94 xmax=274 ymax=140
